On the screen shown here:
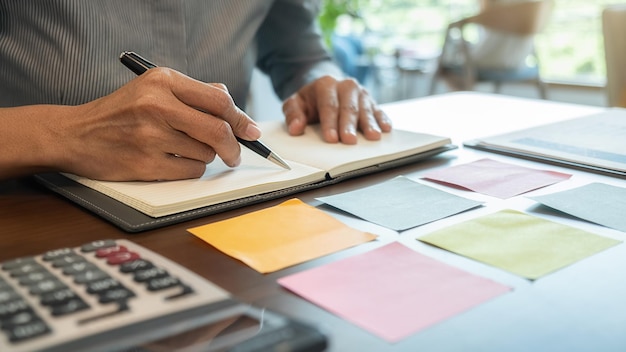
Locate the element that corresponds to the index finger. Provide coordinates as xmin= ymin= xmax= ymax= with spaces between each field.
xmin=167 ymin=70 xmax=261 ymax=141
xmin=137 ymin=69 xmax=253 ymax=167
xmin=314 ymin=80 xmax=341 ymax=143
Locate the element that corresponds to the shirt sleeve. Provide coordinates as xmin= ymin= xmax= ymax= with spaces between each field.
xmin=255 ymin=0 xmax=345 ymax=100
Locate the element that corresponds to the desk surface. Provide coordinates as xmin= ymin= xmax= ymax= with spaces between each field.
xmin=2 ymin=92 xmax=625 ymax=352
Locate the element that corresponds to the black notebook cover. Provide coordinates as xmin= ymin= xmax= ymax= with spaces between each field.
xmin=35 ymin=144 xmax=456 ymax=233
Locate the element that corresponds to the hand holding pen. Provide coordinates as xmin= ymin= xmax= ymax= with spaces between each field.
xmin=52 ymin=54 xmax=287 ymax=181
xmin=2 ymin=51 xmax=290 ymax=182
xmin=109 ymin=66 xmax=264 ymax=180
xmin=119 ymin=51 xmax=290 ymax=170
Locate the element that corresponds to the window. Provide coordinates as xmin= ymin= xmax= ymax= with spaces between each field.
xmin=323 ymin=0 xmax=612 ymax=86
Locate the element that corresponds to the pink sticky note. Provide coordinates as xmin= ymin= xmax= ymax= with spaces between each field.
xmin=278 ymin=242 xmax=510 ymax=342
xmin=423 ymin=158 xmax=571 ymax=198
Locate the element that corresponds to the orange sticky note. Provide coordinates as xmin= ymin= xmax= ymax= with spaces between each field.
xmin=187 ymin=198 xmax=377 ymax=273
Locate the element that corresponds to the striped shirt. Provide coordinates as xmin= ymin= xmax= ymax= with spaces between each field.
xmin=0 ymin=0 xmax=338 ymax=109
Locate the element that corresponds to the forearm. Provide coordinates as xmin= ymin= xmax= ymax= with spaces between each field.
xmin=0 ymin=105 xmax=71 ymax=180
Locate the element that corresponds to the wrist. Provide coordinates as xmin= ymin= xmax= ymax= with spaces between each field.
xmin=0 ymin=105 xmax=78 ymax=178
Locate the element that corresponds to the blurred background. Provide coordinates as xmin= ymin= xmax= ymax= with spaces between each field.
xmin=249 ymin=0 xmax=623 ymax=121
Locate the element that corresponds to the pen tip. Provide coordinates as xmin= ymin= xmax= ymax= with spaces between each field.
xmin=269 ymin=153 xmax=291 ymax=170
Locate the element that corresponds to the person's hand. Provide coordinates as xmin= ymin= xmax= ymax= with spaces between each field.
xmin=282 ymin=76 xmax=392 ymax=144
xmin=44 ymin=68 xmax=259 ymax=181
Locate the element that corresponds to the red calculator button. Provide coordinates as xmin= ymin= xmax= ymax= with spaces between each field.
xmin=95 ymin=246 xmax=128 ymax=258
xmin=106 ymin=252 xmax=140 ymax=265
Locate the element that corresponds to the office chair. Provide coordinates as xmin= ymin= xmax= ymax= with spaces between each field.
xmin=602 ymin=4 xmax=626 ymax=107
xmin=429 ymin=0 xmax=554 ymax=98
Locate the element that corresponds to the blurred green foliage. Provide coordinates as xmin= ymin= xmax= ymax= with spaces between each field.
xmin=319 ymin=0 xmax=369 ymax=47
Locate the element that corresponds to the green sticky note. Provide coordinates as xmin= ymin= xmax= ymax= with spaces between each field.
xmin=418 ymin=209 xmax=621 ymax=280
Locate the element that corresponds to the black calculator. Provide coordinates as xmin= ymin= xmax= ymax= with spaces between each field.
xmin=0 ymin=239 xmax=327 ymax=352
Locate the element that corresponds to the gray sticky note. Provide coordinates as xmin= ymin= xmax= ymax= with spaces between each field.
xmin=316 ymin=176 xmax=483 ymax=231
xmin=530 ymin=182 xmax=626 ymax=233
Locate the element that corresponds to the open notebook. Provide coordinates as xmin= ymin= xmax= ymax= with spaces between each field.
xmin=35 ymin=121 xmax=454 ymax=232
xmin=464 ymin=109 xmax=626 ymax=178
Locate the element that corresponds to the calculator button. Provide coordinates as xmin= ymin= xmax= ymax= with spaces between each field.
xmin=95 ymin=245 xmax=128 ymax=258
xmin=62 ymin=261 xmax=99 ymax=276
xmin=42 ymin=248 xmax=73 ymax=261
xmin=0 ymin=289 xmax=21 ymax=304
xmin=7 ymin=262 xmax=46 ymax=278
xmin=119 ymin=259 xmax=154 ymax=273
xmin=51 ymin=254 xmax=87 ymax=268
xmin=1 ymin=257 xmax=36 ymax=271
xmin=146 ymin=276 xmax=181 ymax=291
xmin=27 ymin=279 xmax=67 ymax=296
xmin=98 ymin=288 xmax=136 ymax=304
xmin=5 ymin=319 xmax=51 ymax=342
xmin=106 ymin=251 xmax=140 ymax=265
xmin=1 ymin=309 xmax=38 ymax=330
xmin=86 ymin=278 xmax=122 ymax=295
xmin=81 ymin=239 xmax=117 ymax=252
xmin=73 ymin=269 xmax=109 ymax=284
xmin=49 ymin=298 xmax=89 ymax=316
xmin=40 ymin=288 xmax=80 ymax=307
xmin=17 ymin=271 xmax=56 ymax=287
xmin=133 ymin=267 xmax=168 ymax=282
xmin=0 ymin=299 xmax=30 ymax=319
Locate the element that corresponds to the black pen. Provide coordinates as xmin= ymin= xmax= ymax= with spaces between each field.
xmin=119 ymin=51 xmax=291 ymax=170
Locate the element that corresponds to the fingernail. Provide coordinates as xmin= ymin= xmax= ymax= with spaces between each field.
xmin=246 ymin=124 xmax=262 ymax=140
xmin=369 ymin=124 xmax=381 ymax=133
xmin=231 ymin=155 xmax=241 ymax=167
xmin=287 ymin=120 xmax=298 ymax=135
xmin=345 ymin=125 xmax=356 ymax=136
xmin=328 ymin=128 xmax=339 ymax=142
